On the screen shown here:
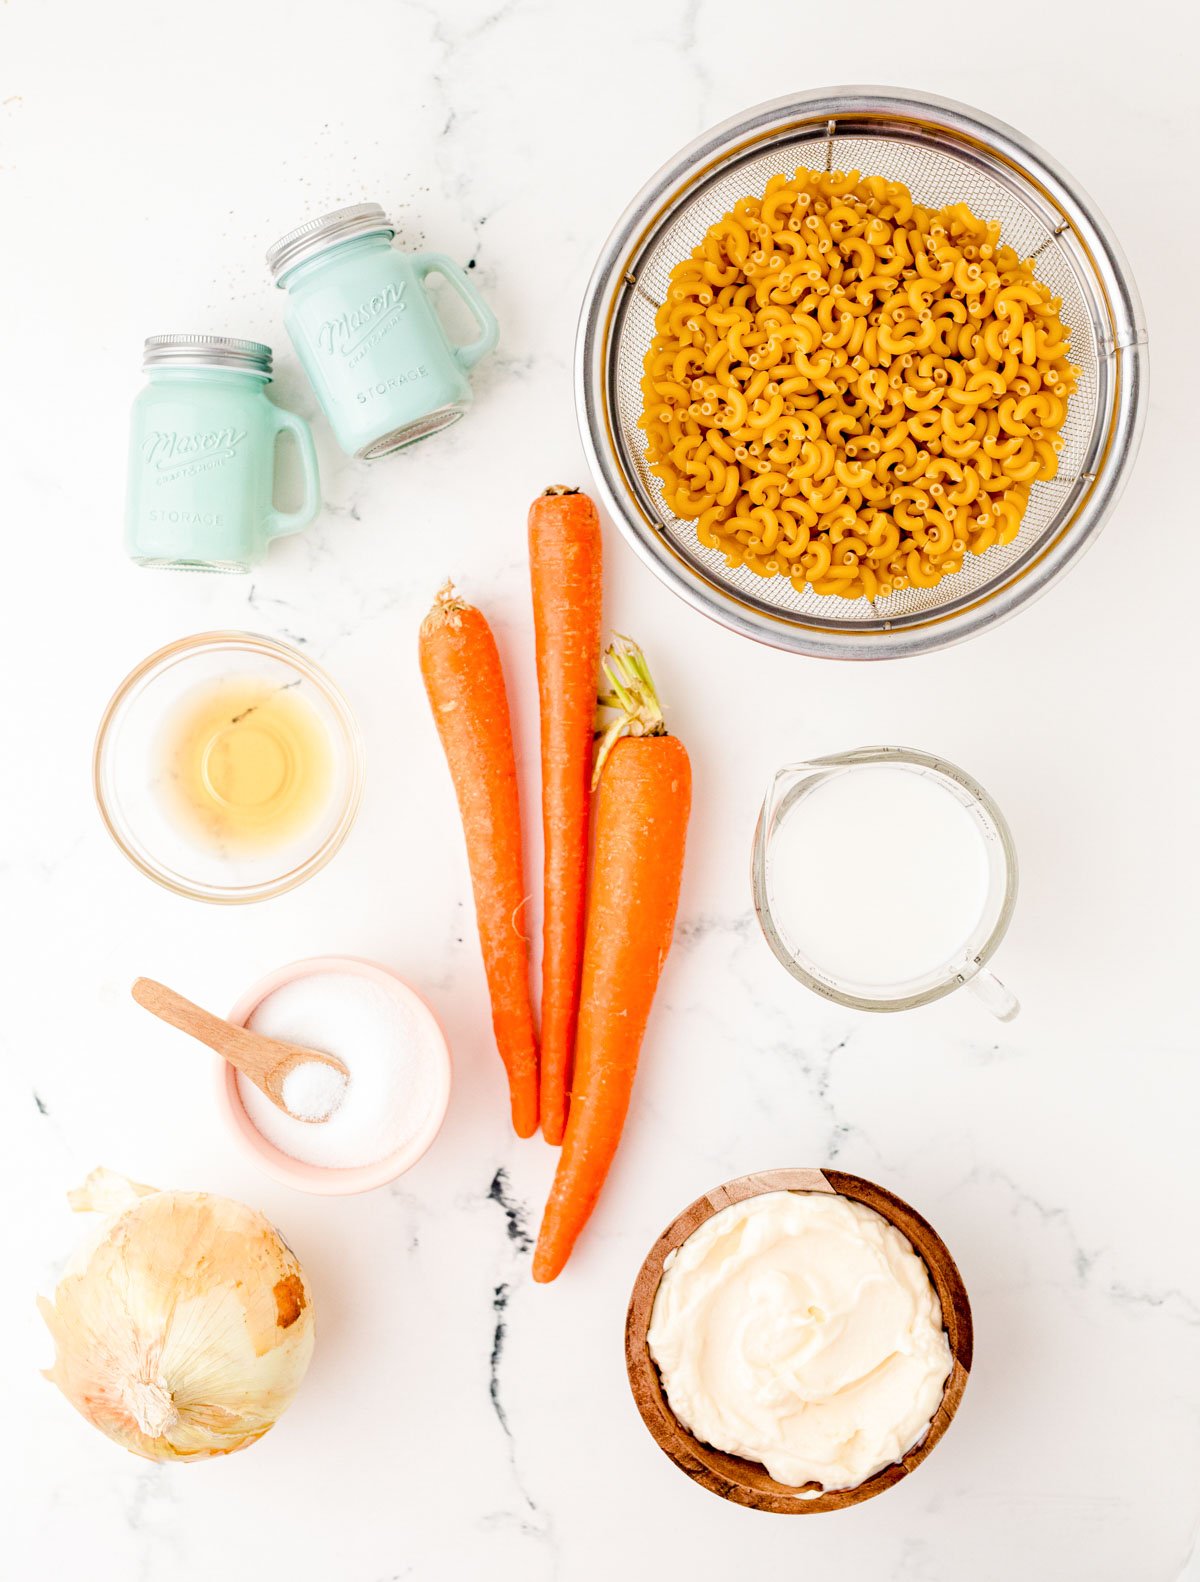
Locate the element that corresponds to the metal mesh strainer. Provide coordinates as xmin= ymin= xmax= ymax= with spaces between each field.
xmin=576 ymin=89 xmax=1148 ymax=658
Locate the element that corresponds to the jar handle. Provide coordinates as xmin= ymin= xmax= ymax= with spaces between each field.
xmin=413 ymin=252 xmax=499 ymax=371
xmin=266 ymin=407 xmax=321 ymax=539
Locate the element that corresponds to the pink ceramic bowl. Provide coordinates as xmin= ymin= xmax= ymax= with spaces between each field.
xmin=217 ymin=956 xmax=452 ymax=1195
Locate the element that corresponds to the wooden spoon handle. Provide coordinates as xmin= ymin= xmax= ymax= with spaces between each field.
xmin=131 ymin=977 xmax=272 ymax=1086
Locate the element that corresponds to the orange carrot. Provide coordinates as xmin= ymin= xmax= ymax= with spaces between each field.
xmin=529 ymin=487 xmax=604 ymax=1145
xmin=533 ymin=640 xmax=691 ymax=1281
xmin=419 ymin=584 xmax=539 ymax=1138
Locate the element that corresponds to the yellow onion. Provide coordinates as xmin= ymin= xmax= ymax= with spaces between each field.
xmin=40 ymin=1168 xmax=315 ymax=1461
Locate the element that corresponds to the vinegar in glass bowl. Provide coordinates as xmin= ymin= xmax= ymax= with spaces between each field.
xmin=160 ymin=678 xmax=333 ymax=854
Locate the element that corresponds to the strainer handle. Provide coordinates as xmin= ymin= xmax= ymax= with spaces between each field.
xmin=965 ymin=967 xmax=1020 ymax=1022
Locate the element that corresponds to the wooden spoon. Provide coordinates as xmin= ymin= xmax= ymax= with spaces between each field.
xmin=131 ymin=977 xmax=349 ymax=1123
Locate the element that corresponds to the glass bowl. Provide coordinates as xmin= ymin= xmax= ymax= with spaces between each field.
xmin=93 ymin=632 xmax=364 ymax=903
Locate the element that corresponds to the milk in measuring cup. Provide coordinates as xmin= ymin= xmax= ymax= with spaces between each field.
xmin=765 ymin=764 xmax=991 ymax=988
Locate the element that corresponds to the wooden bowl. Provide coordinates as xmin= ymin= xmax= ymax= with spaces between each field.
xmin=626 ymin=1168 xmax=972 ymax=1514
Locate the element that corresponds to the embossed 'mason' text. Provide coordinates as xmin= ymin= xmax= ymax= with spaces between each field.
xmin=318 ymin=280 xmax=407 ymax=356
xmin=144 ymin=428 xmax=246 ymax=470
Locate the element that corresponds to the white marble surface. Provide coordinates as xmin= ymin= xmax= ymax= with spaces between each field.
xmin=3 ymin=1 xmax=1198 ymax=1577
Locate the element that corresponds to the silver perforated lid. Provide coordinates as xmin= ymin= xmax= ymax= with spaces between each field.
xmin=143 ymin=334 xmax=272 ymax=375
xmin=266 ymin=203 xmax=395 ymax=283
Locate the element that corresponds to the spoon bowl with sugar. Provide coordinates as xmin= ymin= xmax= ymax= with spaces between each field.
xmin=131 ymin=977 xmax=350 ymax=1122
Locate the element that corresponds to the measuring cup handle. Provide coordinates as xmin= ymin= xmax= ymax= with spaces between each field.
xmin=266 ymin=406 xmax=321 ymax=539
xmin=413 ymin=251 xmax=498 ymax=371
xmin=966 ymin=967 xmax=1020 ymax=1022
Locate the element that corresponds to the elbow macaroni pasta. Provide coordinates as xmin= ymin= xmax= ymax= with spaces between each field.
xmin=639 ymin=169 xmax=1078 ymax=600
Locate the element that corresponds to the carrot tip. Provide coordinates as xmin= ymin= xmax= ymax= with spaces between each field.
xmin=531 ymin=1249 xmax=560 ymax=1283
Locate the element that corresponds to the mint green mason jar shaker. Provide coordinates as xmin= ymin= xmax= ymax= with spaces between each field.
xmin=125 ymin=335 xmax=321 ymax=573
xmin=267 ymin=204 xmax=499 ymax=459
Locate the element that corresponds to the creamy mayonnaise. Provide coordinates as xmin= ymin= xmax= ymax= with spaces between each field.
xmin=646 ymin=1191 xmax=953 ymax=1491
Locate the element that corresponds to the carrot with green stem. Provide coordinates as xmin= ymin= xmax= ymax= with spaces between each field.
xmin=529 ymin=487 xmax=604 ymax=1145
xmin=419 ymin=583 xmax=539 ymax=1138
xmin=533 ymin=638 xmax=691 ymax=1281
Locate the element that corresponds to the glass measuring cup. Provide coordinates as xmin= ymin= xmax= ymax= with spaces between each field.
xmin=752 ymin=747 xmax=1019 ymax=1019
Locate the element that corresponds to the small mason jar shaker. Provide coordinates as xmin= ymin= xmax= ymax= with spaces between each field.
xmin=125 ymin=334 xmax=321 ymax=573
xmin=266 ymin=203 xmax=499 ymax=459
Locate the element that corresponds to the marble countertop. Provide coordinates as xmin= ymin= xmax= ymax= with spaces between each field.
xmin=3 ymin=1 xmax=1197 ymax=1577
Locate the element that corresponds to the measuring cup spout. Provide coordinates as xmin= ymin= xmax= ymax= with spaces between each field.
xmin=761 ymin=762 xmax=819 ymax=832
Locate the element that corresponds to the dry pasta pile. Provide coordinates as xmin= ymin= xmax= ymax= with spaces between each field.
xmin=639 ymin=168 xmax=1079 ymax=600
